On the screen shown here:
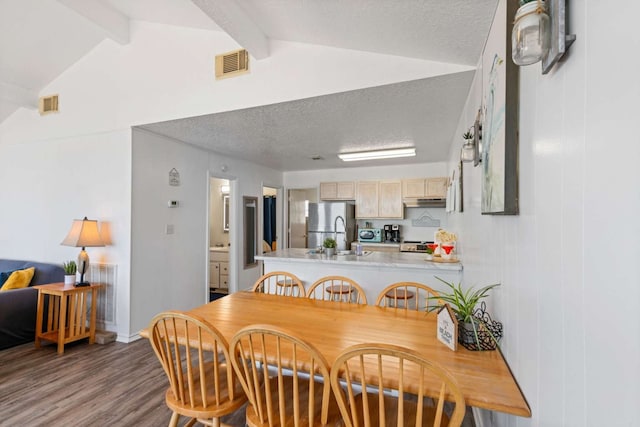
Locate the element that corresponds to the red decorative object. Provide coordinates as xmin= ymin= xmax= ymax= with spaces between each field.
xmin=441 ymin=245 xmax=455 ymax=255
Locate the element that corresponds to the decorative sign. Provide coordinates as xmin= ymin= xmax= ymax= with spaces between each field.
xmin=437 ymin=303 xmax=458 ymax=351
xmin=169 ymin=168 xmax=180 ymax=186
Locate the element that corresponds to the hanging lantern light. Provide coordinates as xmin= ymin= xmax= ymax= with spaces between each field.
xmin=512 ymin=0 xmax=550 ymax=66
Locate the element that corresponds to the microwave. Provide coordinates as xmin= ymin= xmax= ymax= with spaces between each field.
xmin=358 ymin=228 xmax=382 ymax=243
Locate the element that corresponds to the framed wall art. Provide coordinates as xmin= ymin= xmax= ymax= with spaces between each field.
xmin=481 ymin=0 xmax=519 ymax=215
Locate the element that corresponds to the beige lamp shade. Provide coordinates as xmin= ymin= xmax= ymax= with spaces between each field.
xmin=61 ymin=217 xmax=104 ymax=286
xmin=61 ymin=217 xmax=104 ymax=248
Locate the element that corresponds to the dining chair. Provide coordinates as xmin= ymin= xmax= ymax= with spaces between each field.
xmin=251 ymin=271 xmax=306 ymax=297
xmin=330 ymin=343 xmax=466 ymax=427
xmin=307 ymin=275 xmax=368 ymax=304
xmin=229 ymin=324 xmax=342 ymax=427
xmin=148 ymin=311 xmax=248 ymax=427
xmin=375 ymin=281 xmax=441 ymax=311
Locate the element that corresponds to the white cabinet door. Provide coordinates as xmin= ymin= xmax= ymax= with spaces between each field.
xmin=336 ymin=182 xmax=355 ymax=199
xmin=425 ymin=177 xmax=448 ymax=198
xmin=356 ymin=181 xmax=379 ymax=218
xmin=402 ymin=179 xmax=426 ymax=198
xmin=378 ymin=180 xmax=403 ymax=218
xmin=320 ymin=181 xmax=355 ymax=200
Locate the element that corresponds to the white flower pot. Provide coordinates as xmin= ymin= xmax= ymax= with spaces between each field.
xmin=64 ymin=274 xmax=76 ymax=285
xmin=440 ymin=242 xmax=456 ymax=260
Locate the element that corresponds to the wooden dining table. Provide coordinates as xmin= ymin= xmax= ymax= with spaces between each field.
xmin=141 ymin=292 xmax=530 ymax=418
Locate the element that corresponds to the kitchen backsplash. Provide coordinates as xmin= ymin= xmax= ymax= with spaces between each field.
xmin=356 ymin=208 xmax=447 ymax=241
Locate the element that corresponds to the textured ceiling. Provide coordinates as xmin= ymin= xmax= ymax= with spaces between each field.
xmin=1 ymin=0 xmax=498 ymax=171
xmin=237 ymin=0 xmax=497 ymax=66
xmin=139 ymin=72 xmax=475 ymax=171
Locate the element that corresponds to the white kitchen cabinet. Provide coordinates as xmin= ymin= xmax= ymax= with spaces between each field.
xmin=356 ymin=180 xmax=403 ymax=219
xmin=355 ymin=181 xmax=379 ymax=218
xmin=210 ymin=249 xmax=229 ymax=290
xmin=378 ymin=180 xmax=403 ymax=218
xmin=402 ymin=177 xmax=448 ymax=199
xmin=402 ymin=179 xmax=426 ymax=198
xmin=425 ymin=177 xmax=448 ymax=198
xmin=319 ymin=181 xmax=355 ymax=200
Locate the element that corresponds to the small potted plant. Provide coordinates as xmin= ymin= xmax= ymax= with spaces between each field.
xmin=323 ymin=237 xmax=337 ymax=257
xmin=462 ymin=130 xmax=474 ymax=142
xmin=63 ymin=260 xmax=77 ymax=285
xmin=425 ymin=246 xmax=434 ymax=261
xmin=429 ymin=277 xmax=502 ymax=351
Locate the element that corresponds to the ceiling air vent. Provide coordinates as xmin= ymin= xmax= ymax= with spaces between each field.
xmin=215 ymin=49 xmax=249 ymax=80
xmin=39 ymin=95 xmax=59 ymax=115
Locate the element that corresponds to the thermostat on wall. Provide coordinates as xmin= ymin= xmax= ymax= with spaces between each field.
xmin=168 ymin=200 xmax=179 ymax=208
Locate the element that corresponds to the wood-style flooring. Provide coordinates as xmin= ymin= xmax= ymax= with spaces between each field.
xmin=0 ymin=339 xmax=247 ymax=426
xmin=1 ymin=338 xmax=476 ymax=426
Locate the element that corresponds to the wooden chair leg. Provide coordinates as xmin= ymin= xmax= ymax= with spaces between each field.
xmin=169 ymin=412 xmax=180 ymax=427
xmin=196 ymin=417 xmax=224 ymax=427
xmin=184 ymin=418 xmax=197 ymax=427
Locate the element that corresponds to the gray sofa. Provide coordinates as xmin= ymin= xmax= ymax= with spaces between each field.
xmin=0 ymin=259 xmax=64 ymax=350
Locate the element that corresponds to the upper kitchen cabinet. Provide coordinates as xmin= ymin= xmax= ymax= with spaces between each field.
xmin=402 ymin=177 xmax=448 ymax=199
xmin=356 ymin=181 xmax=378 ymax=218
xmin=319 ymin=181 xmax=355 ymax=200
xmin=356 ymin=180 xmax=403 ymax=219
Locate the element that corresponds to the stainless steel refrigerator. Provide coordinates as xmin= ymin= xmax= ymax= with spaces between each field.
xmin=307 ymin=202 xmax=356 ymax=251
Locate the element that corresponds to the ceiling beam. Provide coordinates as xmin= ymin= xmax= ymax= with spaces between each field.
xmin=56 ymin=0 xmax=129 ymax=45
xmin=0 ymin=82 xmax=38 ymax=110
xmin=191 ymin=0 xmax=269 ymax=59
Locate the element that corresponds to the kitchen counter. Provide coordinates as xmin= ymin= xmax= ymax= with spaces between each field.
xmin=256 ymin=248 xmax=461 ymax=271
xmin=354 ymin=242 xmax=401 ymax=248
xmin=350 ymin=242 xmax=400 ymax=253
xmin=255 ymin=248 xmax=462 ymax=303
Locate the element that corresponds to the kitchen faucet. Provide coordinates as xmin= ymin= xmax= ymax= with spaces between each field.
xmin=334 ymin=215 xmax=346 ymax=249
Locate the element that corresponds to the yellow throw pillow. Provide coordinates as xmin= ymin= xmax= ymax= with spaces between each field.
xmin=0 ymin=267 xmax=35 ymax=291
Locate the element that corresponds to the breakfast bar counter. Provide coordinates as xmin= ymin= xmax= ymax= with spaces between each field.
xmin=255 ymin=248 xmax=462 ymax=303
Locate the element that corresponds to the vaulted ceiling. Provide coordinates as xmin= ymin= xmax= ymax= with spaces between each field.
xmin=0 ymin=0 xmax=498 ymax=170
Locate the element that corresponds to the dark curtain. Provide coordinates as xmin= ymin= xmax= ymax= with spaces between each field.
xmin=263 ymin=196 xmax=276 ymax=247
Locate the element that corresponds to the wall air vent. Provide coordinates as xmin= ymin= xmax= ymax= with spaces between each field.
xmin=215 ymin=49 xmax=249 ymax=80
xmin=39 ymin=95 xmax=59 ymax=115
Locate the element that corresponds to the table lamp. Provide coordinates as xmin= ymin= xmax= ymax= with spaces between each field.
xmin=61 ymin=217 xmax=104 ymax=287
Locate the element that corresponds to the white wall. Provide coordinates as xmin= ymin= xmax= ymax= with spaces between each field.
xmin=0 ymin=20 xmax=462 ymax=340
xmin=0 ymin=129 xmax=132 ymax=339
xmin=446 ymin=1 xmax=640 ymax=426
xmin=0 ymin=22 xmax=472 ymax=143
xmin=130 ymin=129 xmax=284 ymax=335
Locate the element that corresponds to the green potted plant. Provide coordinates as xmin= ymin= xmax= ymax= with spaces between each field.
xmin=63 ymin=260 xmax=77 ymax=285
xmin=323 ymin=237 xmax=337 ymax=257
xmin=425 ymin=246 xmax=434 ymax=261
xmin=429 ymin=276 xmax=502 ymax=350
xmin=462 ymin=130 xmax=474 ymax=141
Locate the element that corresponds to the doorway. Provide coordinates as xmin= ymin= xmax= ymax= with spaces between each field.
xmin=263 ymin=186 xmax=278 ymax=252
xmin=209 ymin=177 xmax=231 ymax=301
xmin=288 ymin=188 xmax=318 ymax=248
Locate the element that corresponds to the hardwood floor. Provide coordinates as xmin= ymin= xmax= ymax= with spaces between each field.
xmin=0 ymin=339 xmax=247 ymax=426
xmin=1 ymin=339 xmax=476 ymax=426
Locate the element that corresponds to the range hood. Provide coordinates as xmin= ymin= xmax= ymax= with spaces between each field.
xmin=403 ymin=198 xmax=446 ymax=208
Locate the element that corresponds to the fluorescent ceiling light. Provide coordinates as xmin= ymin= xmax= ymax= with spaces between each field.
xmin=338 ymin=148 xmax=416 ymax=162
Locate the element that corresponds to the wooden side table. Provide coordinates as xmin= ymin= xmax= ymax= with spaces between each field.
xmin=34 ymin=282 xmax=102 ymax=354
